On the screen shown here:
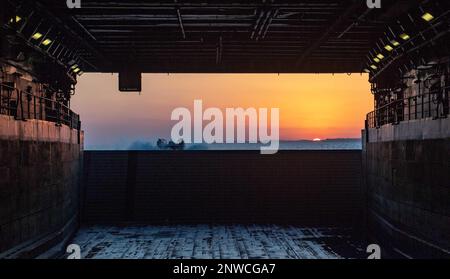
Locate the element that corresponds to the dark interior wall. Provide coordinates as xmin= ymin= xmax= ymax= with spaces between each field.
xmin=0 ymin=117 xmax=82 ymax=257
xmin=364 ymin=138 xmax=450 ymax=258
xmin=82 ymin=151 xmax=363 ymax=226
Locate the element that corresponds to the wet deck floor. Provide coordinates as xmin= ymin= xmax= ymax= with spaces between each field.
xmin=71 ymin=225 xmax=364 ymax=259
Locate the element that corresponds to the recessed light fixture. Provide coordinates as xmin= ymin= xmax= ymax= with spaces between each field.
xmin=370 ymin=65 xmax=378 ymax=70
xmin=390 ymin=40 xmax=400 ymax=47
xmin=10 ymin=16 xmax=22 ymax=23
xmin=32 ymin=32 xmax=43 ymax=40
xmin=73 ymin=68 xmax=81 ymax=73
xmin=42 ymin=39 xmax=52 ymax=46
xmin=400 ymin=33 xmax=410 ymax=41
xmin=374 ymin=57 xmax=381 ymax=63
xmin=422 ymin=13 xmax=434 ymax=22
xmin=376 ymin=54 xmax=385 ymax=60
xmin=384 ymin=45 xmax=394 ymax=52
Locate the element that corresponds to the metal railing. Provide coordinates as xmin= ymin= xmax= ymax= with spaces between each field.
xmin=367 ymin=88 xmax=450 ymax=129
xmin=0 ymin=83 xmax=80 ymax=130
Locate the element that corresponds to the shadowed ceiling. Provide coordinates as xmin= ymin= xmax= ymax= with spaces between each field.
xmin=8 ymin=0 xmax=422 ymax=73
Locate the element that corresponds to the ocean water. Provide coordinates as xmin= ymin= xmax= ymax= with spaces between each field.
xmin=86 ymin=139 xmax=362 ymax=151
xmin=185 ymin=139 xmax=362 ymax=151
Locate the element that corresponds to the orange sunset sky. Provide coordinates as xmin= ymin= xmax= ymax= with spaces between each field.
xmin=72 ymin=73 xmax=373 ymax=149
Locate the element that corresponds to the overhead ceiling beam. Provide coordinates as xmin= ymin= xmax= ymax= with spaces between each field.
xmin=29 ymin=0 xmax=109 ymax=70
xmin=176 ymin=8 xmax=186 ymax=39
xmin=252 ymin=8 xmax=279 ymax=41
xmin=251 ymin=9 xmax=266 ymax=40
xmin=294 ymin=1 xmax=366 ymax=68
xmin=23 ymin=0 xmax=427 ymax=73
xmin=260 ymin=9 xmax=278 ymax=40
xmin=216 ymin=36 xmax=223 ymax=65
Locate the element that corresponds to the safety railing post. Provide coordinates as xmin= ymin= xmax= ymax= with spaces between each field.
xmin=408 ymin=98 xmax=410 ymax=121
xmin=56 ymin=102 xmax=60 ymax=126
xmin=27 ymin=92 xmax=31 ymax=119
xmin=8 ymin=89 xmax=11 ymax=116
xmin=421 ymin=94 xmax=424 ymax=119
xmin=429 ymin=91 xmax=432 ymax=118
xmin=19 ymin=89 xmax=24 ymax=120
xmin=414 ymin=97 xmax=417 ymax=120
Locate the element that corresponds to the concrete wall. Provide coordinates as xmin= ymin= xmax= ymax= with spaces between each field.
xmin=363 ymin=118 xmax=450 ymax=258
xmin=83 ymin=150 xmax=363 ymax=227
xmin=0 ymin=115 xmax=82 ymax=257
xmin=368 ymin=117 xmax=450 ymax=142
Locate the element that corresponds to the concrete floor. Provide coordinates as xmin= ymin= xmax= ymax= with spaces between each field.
xmin=70 ymin=225 xmax=364 ymax=259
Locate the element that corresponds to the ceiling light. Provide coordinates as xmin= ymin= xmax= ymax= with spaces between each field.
xmin=400 ymin=33 xmax=410 ymax=41
xmin=376 ymin=54 xmax=385 ymax=60
xmin=9 ymin=16 xmax=22 ymax=23
xmin=73 ymin=68 xmax=81 ymax=73
xmin=42 ymin=39 xmax=52 ymax=46
xmin=370 ymin=65 xmax=378 ymax=70
xmin=363 ymin=69 xmax=371 ymax=73
xmin=384 ymin=45 xmax=394 ymax=51
xmin=374 ymin=57 xmax=380 ymax=63
xmin=32 ymin=32 xmax=43 ymax=40
xmin=390 ymin=40 xmax=400 ymax=47
xmin=422 ymin=13 xmax=434 ymax=22
xmin=71 ymin=64 xmax=79 ymax=69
